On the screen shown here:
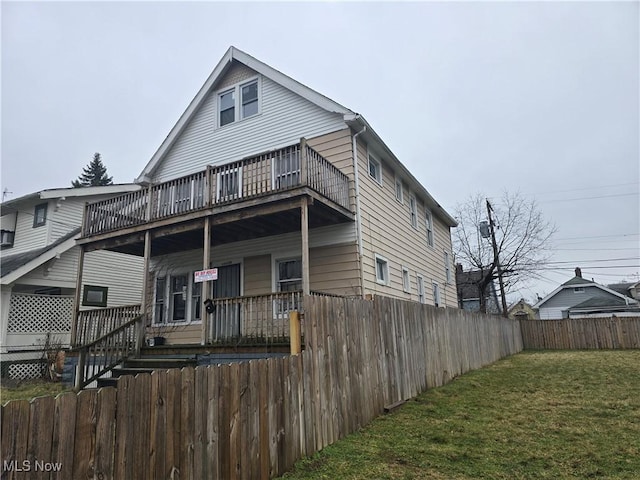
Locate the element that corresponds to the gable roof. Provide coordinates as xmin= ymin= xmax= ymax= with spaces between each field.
xmin=534 ymin=273 xmax=637 ymax=309
xmin=135 ymin=46 xmax=354 ymax=185
xmin=0 ymin=228 xmax=81 ymax=285
xmin=134 ymin=46 xmax=458 ymax=228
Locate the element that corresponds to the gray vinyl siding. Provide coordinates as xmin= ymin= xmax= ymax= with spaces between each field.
xmin=49 ymin=198 xmax=85 ymax=243
xmin=18 ymin=247 xmax=78 ymax=288
xmin=356 ymin=140 xmax=456 ymax=307
xmin=152 ymin=66 xmax=347 ymax=183
xmin=538 ymin=285 xmax=624 ymax=319
xmin=81 ymin=250 xmax=144 ymax=309
xmin=8 ymin=200 xmax=51 ymax=255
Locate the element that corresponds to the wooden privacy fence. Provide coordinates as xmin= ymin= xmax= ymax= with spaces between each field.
xmin=519 ymin=317 xmax=640 ymax=350
xmin=1 ymin=295 xmax=523 ymax=480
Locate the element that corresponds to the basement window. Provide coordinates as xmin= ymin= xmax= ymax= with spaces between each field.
xmin=82 ymin=285 xmax=108 ymax=307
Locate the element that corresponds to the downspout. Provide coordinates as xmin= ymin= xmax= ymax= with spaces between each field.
xmin=352 ymin=123 xmax=366 ymax=297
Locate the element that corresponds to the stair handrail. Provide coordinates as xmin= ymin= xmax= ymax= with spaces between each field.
xmin=72 ymin=314 xmax=143 ymax=390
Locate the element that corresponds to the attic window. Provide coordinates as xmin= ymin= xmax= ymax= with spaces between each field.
xmin=218 ymin=79 xmax=260 ymax=127
xmin=574 ymin=287 xmax=585 ymax=293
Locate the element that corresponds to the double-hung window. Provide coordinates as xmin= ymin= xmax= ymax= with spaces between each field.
xmin=432 ymin=282 xmax=441 ymax=307
xmin=375 ymin=254 xmax=389 ymax=285
xmin=217 ymin=167 xmax=242 ymax=201
xmin=154 ymin=277 xmax=166 ymax=325
xmin=218 ymin=79 xmax=260 ymax=127
xmin=402 ymin=266 xmax=410 ymax=293
xmin=273 ymin=148 xmax=300 ymax=189
xmin=425 ymin=210 xmax=434 ymax=247
xmin=444 ymin=251 xmax=451 ymax=284
xmin=276 ymin=258 xmax=302 ymax=315
xmin=170 ymin=275 xmax=188 ymax=322
xmin=417 ymin=275 xmax=425 ymax=304
xmin=368 ymin=155 xmax=382 ymax=184
xmin=395 ymin=178 xmax=403 ymax=203
xmin=409 ymin=195 xmax=418 ymax=229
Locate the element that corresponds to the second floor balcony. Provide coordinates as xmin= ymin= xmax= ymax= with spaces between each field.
xmin=80 ymin=140 xmax=352 ymax=241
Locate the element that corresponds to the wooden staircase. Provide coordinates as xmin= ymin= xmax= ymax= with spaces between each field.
xmin=96 ymin=355 xmax=197 ymax=388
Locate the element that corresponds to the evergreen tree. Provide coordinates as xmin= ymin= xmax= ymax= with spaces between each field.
xmin=71 ymin=153 xmax=113 ymax=187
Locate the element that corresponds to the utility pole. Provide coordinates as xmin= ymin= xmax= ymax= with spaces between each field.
xmin=486 ymin=199 xmax=508 ymax=317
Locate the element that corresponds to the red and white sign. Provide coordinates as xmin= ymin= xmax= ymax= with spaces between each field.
xmin=194 ymin=268 xmax=218 ymax=283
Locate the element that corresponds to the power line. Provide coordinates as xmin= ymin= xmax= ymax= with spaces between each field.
xmin=523 ymin=182 xmax=639 ymax=196
xmin=554 ymin=233 xmax=639 ymax=241
xmin=545 ymin=257 xmax=639 ymax=265
xmin=538 ymin=192 xmax=639 ymax=203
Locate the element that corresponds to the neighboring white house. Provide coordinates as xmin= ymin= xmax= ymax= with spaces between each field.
xmin=0 ymin=185 xmax=145 ymax=379
xmin=533 ymin=267 xmax=639 ymax=319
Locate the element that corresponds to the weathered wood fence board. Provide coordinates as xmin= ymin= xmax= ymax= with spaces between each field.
xmin=2 ymin=296 xmax=524 ymax=479
xmin=520 ymin=317 xmax=640 ymax=350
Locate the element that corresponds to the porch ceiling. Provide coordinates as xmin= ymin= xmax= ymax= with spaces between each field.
xmin=92 ymin=195 xmax=353 ymax=257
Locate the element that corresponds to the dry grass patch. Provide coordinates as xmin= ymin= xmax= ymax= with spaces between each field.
xmin=281 ymin=351 xmax=640 ymax=479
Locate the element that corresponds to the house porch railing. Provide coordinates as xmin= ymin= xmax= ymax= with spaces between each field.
xmin=203 ymin=291 xmax=303 ymax=345
xmin=72 ymin=304 xmax=142 ymax=347
xmin=82 ymin=141 xmax=350 ymax=237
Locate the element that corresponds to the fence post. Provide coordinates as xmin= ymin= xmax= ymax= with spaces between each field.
xmin=289 ymin=310 xmax=301 ymax=355
xmin=74 ymin=348 xmax=86 ymax=391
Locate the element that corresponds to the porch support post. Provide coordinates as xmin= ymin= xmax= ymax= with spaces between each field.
xmin=202 ymin=216 xmax=211 ymax=345
xmin=301 ymin=197 xmax=310 ymax=296
xmin=138 ymin=231 xmax=151 ymax=353
xmin=71 ymin=245 xmax=85 ymax=347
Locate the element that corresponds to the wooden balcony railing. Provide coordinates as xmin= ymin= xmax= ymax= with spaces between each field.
xmin=82 ymin=142 xmax=351 ymax=237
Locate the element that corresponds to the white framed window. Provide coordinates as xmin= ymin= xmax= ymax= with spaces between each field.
xmin=368 ymin=154 xmax=382 ymax=184
xmin=425 ymin=209 xmax=434 ymax=247
xmin=153 ymin=272 xmax=203 ymax=325
xmin=444 ymin=251 xmax=451 ymax=284
xmin=170 ymin=274 xmax=188 ymax=322
xmin=375 ymin=254 xmax=389 ymax=285
xmin=395 ymin=178 xmax=403 ymax=203
xmin=275 ymin=257 xmax=302 ymax=316
xmin=219 ymin=89 xmax=235 ymax=127
xmin=218 ymin=78 xmax=260 ymax=127
xmin=154 ymin=277 xmax=166 ymax=325
xmin=273 ymin=148 xmax=301 ymax=189
xmin=432 ymin=282 xmax=441 ymax=307
xmin=217 ymin=167 xmax=242 ymax=201
xmin=409 ymin=195 xmax=418 ymax=229
xmin=402 ymin=266 xmax=410 ymax=293
xmin=417 ymin=274 xmax=425 ymax=304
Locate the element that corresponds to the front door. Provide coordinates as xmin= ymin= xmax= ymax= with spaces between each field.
xmin=211 ymin=263 xmax=241 ymax=340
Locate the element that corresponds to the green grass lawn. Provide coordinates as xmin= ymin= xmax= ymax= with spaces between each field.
xmin=281 ymin=351 xmax=640 ymax=479
xmin=0 ymin=380 xmax=70 ymax=404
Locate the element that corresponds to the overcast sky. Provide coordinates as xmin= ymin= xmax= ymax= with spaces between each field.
xmin=2 ymin=1 xmax=638 ymax=301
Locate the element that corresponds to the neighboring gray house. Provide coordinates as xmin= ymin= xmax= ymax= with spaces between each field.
xmin=455 ymin=264 xmax=500 ymax=314
xmin=533 ymin=267 xmax=639 ymax=319
xmin=0 ymin=186 xmax=145 ymax=379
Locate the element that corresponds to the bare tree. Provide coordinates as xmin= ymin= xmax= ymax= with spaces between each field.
xmin=453 ymin=192 xmax=556 ymax=314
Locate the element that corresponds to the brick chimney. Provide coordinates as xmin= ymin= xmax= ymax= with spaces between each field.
xmin=575 ymin=267 xmax=582 ymax=278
